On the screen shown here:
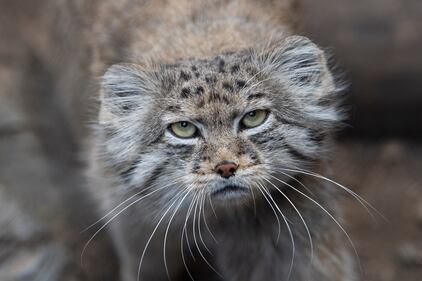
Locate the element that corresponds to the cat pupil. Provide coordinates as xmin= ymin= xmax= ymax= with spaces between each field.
xmin=248 ymin=111 xmax=256 ymax=117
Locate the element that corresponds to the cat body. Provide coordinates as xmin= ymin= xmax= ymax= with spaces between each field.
xmin=86 ymin=1 xmax=358 ymax=280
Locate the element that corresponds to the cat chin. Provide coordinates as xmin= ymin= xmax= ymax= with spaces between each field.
xmin=210 ymin=184 xmax=250 ymax=203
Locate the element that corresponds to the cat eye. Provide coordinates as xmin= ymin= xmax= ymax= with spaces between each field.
xmin=241 ymin=110 xmax=268 ymax=128
xmin=169 ymin=121 xmax=198 ymax=138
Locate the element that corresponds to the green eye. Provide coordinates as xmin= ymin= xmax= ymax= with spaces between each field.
xmin=169 ymin=121 xmax=198 ymax=138
xmin=241 ymin=110 xmax=268 ymax=128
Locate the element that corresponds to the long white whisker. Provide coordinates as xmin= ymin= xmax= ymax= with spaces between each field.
xmin=192 ymin=192 xmax=222 ymax=278
xmin=163 ymin=188 xmax=191 ymax=280
xmin=276 ymin=171 xmax=316 ymax=197
xmin=262 ymin=176 xmax=314 ymax=266
xmin=183 ymin=192 xmax=198 ymax=261
xmin=280 ymin=167 xmax=386 ymax=221
xmin=208 ymin=192 xmax=218 ymax=219
xmin=250 ymin=186 xmax=257 ymax=217
xmin=255 ymin=182 xmax=281 ymax=243
xmin=180 ymin=190 xmax=198 ymax=281
xmin=197 ymin=191 xmax=213 ymax=255
xmin=201 ymin=191 xmax=218 ymax=244
xmin=257 ymin=183 xmax=295 ymax=280
xmin=81 ymin=190 xmax=143 ymax=234
xmin=271 ymin=172 xmax=363 ymax=273
xmin=81 ymin=182 xmax=172 ymax=265
xmin=81 ymin=176 xmax=186 ymax=233
xmin=137 ymin=189 xmax=187 ymax=281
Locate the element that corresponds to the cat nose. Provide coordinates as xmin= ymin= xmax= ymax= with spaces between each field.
xmin=214 ymin=161 xmax=238 ymax=178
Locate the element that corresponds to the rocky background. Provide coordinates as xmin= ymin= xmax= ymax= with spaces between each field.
xmin=0 ymin=0 xmax=421 ymax=280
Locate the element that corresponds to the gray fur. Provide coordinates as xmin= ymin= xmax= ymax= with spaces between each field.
xmin=90 ymin=36 xmax=357 ymax=281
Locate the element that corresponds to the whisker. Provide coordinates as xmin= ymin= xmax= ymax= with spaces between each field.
xmin=183 ymin=192 xmax=198 ymax=261
xmin=191 ymin=192 xmax=223 ymax=278
xmin=208 ymin=192 xmax=218 ymax=219
xmin=257 ymin=182 xmax=295 ymax=280
xmin=250 ymin=186 xmax=257 ymax=217
xmin=81 ymin=182 xmax=173 ymax=265
xmin=137 ymin=189 xmax=188 ymax=281
xmin=276 ymin=171 xmax=316 ymax=197
xmin=201 ymin=191 xmax=218 ymax=244
xmin=270 ymin=172 xmax=363 ymax=273
xmin=180 ymin=190 xmax=199 ymax=281
xmin=255 ymin=182 xmax=281 ymax=243
xmin=262 ymin=176 xmax=314 ymax=266
xmin=279 ymin=166 xmax=386 ymax=222
xmin=163 ymin=188 xmax=191 ymax=280
xmin=81 ymin=174 xmax=187 ymax=233
xmin=197 ymin=191 xmax=213 ymax=255
xmin=81 ymin=190 xmax=143 ymax=234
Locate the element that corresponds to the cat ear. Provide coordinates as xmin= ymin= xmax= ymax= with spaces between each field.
xmin=261 ymin=36 xmax=335 ymax=97
xmin=99 ymin=63 xmax=155 ymax=124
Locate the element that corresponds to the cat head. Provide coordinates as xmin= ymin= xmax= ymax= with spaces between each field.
xmin=96 ymin=36 xmax=342 ymax=208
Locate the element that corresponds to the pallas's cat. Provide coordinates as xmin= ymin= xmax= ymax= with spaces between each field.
xmin=87 ymin=1 xmax=358 ymax=280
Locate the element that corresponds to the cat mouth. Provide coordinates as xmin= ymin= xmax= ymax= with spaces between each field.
xmin=212 ymin=184 xmax=248 ymax=197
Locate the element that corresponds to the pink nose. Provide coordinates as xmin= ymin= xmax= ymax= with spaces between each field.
xmin=215 ymin=161 xmax=238 ymax=178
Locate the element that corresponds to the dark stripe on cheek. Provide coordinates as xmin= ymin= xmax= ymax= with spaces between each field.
xmin=141 ymin=163 xmax=167 ymax=189
xmin=249 ymin=135 xmax=273 ymax=145
xmin=276 ymin=116 xmax=307 ymax=128
xmin=165 ymin=144 xmax=195 ymax=161
xmin=248 ymin=126 xmax=277 ymax=137
xmin=165 ymin=142 xmax=195 ymax=149
xmin=284 ymin=143 xmax=312 ymax=162
xmin=308 ymin=129 xmax=325 ymax=143
xmin=120 ymin=158 xmax=141 ymax=183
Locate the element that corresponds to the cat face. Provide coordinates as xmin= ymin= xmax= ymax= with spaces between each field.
xmin=97 ymin=36 xmax=341 ymax=207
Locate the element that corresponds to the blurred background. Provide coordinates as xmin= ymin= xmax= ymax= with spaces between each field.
xmin=0 ymin=0 xmax=421 ymax=280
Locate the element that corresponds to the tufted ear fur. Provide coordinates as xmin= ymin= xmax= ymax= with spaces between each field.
xmin=261 ymin=36 xmax=335 ymax=98
xmin=99 ymin=63 xmax=156 ymax=124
